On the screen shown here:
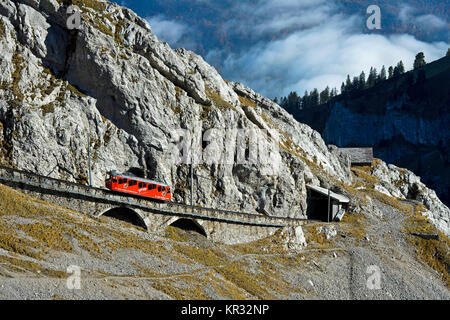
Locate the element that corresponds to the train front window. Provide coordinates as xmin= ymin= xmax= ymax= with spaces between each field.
xmin=167 ymin=188 xmax=171 ymax=194
xmin=112 ymin=177 xmax=117 ymax=183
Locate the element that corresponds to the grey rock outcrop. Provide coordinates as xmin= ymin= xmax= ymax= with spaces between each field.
xmin=371 ymin=160 xmax=450 ymax=235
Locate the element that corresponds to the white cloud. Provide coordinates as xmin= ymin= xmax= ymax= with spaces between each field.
xmin=212 ymin=1 xmax=449 ymax=98
xmin=146 ymin=15 xmax=189 ymax=45
xmin=415 ymin=14 xmax=448 ymax=30
xmin=399 ymin=4 xmax=448 ymax=31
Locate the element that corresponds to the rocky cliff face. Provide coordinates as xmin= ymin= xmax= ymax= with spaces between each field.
xmin=0 ymin=0 xmax=449 ymax=235
xmin=298 ymin=55 xmax=450 ymax=208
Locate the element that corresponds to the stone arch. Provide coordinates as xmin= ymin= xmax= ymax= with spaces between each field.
xmin=98 ymin=207 xmax=149 ymax=230
xmin=166 ymin=217 xmax=208 ymax=238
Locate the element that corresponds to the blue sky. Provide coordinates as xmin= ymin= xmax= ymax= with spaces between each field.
xmin=113 ymin=0 xmax=449 ymax=98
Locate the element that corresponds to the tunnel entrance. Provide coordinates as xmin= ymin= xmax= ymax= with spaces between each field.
xmin=306 ymin=185 xmax=349 ymax=222
xmin=169 ymin=219 xmax=207 ymax=238
xmin=101 ymin=207 xmax=147 ymax=230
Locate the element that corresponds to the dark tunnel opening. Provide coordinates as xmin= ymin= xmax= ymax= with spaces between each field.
xmin=306 ymin=189 xmax=332 ymax=222
xmin=169 ymin=218 xmax=207 ymax=238
xmin=102 ymin=207 xmax=147 ymax=230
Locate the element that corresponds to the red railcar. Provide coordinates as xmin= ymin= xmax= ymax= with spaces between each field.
xmin=105 ymin=171 xmax=172 ymax=201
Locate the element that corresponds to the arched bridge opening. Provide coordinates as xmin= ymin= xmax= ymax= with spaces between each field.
xmin=169 ymin=218 xmax=208 ymax=238
xmin=100 ymin=207 xmax=148 ymax=230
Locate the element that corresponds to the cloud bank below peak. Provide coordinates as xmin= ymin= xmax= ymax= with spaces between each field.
xmin=141 ymin=0 xmax=449 ymax=99
xmin=209 ymin=1 xmax=449 ymax=98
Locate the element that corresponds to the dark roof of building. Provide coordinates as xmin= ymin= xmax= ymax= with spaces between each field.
xmin=306 ymin=185 xmax=350 ymax=203
xmin=339 ymin=148 xmax=373 ymax=164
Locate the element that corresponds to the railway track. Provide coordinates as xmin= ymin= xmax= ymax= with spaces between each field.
xmin=0 ymin=165 xmax=313 ymax=228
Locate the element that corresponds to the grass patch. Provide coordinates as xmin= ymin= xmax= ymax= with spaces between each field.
xmin=339 ymin=212 xmax=367 ymax=244
xmin=59 ymin=0 xmax=106 ymax=12
xmin=351 ymin=167 xmax=378 ymax=188
xmin=41 ymin=102 xmax=55 ymax=116
xmin=364 ymin=189 xmax=412 ymax=215
xmin=238 ymin=95 xmax=257 ymax=108
xmin=232 ymin=229 xmax=287 ymax=255
xmin=213 ymin=261 xmax=277 ymax=299
xmin=172 ymin=243 xmax=225 ymax=267
xmin=403 ymin=204 xmax=450 ymax=286
xmin=205 ymin=84 xmax=236 ymax=112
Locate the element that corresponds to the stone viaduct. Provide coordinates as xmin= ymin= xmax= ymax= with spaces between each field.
xmin=0 ymin=166 xmax=309 ymax=245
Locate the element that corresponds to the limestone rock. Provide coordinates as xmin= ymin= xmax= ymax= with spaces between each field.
xmin=0 ymin=0 xmax=448 ymax=233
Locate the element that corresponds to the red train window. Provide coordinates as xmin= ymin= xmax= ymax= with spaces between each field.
xmin=119 ymin=178 xmax=124 ymax=184
xmin=167 ymin=188 xmax=171 ymax=194
xmin=138 ymin=182 xmax=143 ymax=188
xmin=113 ymin=177 xmax=117 ymax=183
xmin=158 ymin=186 xmax=161 ymax=192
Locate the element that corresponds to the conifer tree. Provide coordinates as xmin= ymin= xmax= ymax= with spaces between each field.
xmin=319 ymin=86 xmax=330 ymax=105
xmin=388 ymin=66 xmax=394 ymax=79
xmin=301 ymin=90 xmax=310 ymax=109
xmin=397 ymin=61 xmax=405 ymax=74
xmin=359 ymin=71 xmax=366 ymax=89
xmin=310 ymin=89 xmax=319 ymax=107
xmin=380 ymin=65 xmax=387 ymax=81
xmin=345 ymin=75 xmax=352 ymax=91
xmin=413 ymin=52 xmax=426 ymax=69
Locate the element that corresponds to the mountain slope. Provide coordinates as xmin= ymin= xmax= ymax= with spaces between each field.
xmin=0 ymin=0 xmax=449 ymax=299
xmin=0 ymin=183 xmax=449 ymax=299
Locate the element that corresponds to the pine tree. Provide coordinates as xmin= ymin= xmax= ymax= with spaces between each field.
xmin=341 ymin=82 xmax=346 ymax=94
xmin=380 ymin=65 xmax=387 ymax=81
xmin=330 ymin=87 xmax=338 ymax=98
xmin=367 ymin=67 xmax=377 ymax=87
xmin=397 ymin=61 xmax=405 ymax=74
xmin=273 ymin=97 xmax=278 ymax=104
xmin=413 ymin=52 xmax=426 ymax=69
xmin=388 ymin=66 xmax=394 ymax=79
xmin=319 ymin=86 xmax=330 ymax=105
xmin=393 ymin=66 xmax=400 ymax=78
xmin=345 ymin=75 xmax=352 ymax=91
xmin=310 ymin=89 xmax=319 ymax=107
xmin=301 ymin=90 xmax=310 ymax=109
xmin=286 ymin=91 xmax=300 ymax=114
xmin=447 ymin=48 xmax=450 ymax=56
xmin=351 ymin=76 xmax=359 ymax=91
xmin=359 ymin=71 xmax=366 ymax=89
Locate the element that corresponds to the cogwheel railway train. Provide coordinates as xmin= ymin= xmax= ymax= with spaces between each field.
xmin=105 ymin=171 xmax=172 ymax=202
